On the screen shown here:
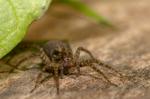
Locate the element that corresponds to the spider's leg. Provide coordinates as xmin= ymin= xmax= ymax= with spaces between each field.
xmin=30 ymin=72 xmax=43 ymax=93
xmin=1 ymin=44 xmax=42 ymax=74
xmin=0 ymin=60 xmax=24 ymax=74
xmin=4 ymin=53 xmax=38 ymax=73
xmin=89 ymin=63 xmax=118 ymax=87
xmin=11 ymin=45 xmax=43 ymax=71
xmin=74 ymin=47 xmax=95 ymax=60
xmin=79 ymin=60 xmax=118 ymax=86
xmin=95 ymin=59 xmax=123 ymax=78
xmin=39 ymin=48 xmax=60 ymax=94
xmin=74 ymin=47 xmax=123 ymax=78
xmin=60 ymin=64 xmax=64 ymax=79
xmin=74 ymin=47 xmax=96 ymax=76
xmin=39 ymin=47 xmax=61 ymax=93
xmin=30 ymin=72 xmax=52 ymax=93
xmin=53 ymin=64 xmax=60 ymax=95
xmin=39 ymin=48 xmax=51 ymax=66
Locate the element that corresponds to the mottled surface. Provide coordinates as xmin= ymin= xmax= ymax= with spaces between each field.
xmin=0 ymin=0 xmax=150 ymax=99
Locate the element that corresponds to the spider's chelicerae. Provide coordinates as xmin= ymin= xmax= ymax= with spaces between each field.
xmin=1 ymin=40 xmax=123 ymax=95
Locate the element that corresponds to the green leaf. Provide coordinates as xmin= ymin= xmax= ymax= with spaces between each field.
xmin=0 ymin=0 xmax=51 ymax=59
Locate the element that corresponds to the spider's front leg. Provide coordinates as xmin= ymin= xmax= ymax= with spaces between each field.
xmin=75 ymin=58 xmax=117 ymax=86
xmin=74 ymin=47 xmax=123 ymax=78
xmin=53 ymin=63 xmax=60 ymax=95
xmin=74 ymin=47 xmax=96 ymax=76
xmin=39 ymin=48 xmax=61 ymax=94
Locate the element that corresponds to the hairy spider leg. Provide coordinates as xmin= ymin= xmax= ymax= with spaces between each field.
xmin=0 ymin=60 xmax=24 ymax=74
xmin=40 ymin=48 xmax=60 ymax=95
xmin=95 ymin=59 xmax=123 ymax=78
xmin=74 ymin=47 xmax=119 ymax=86
xmin=1 ymin=44 xmax=44 ymax=74
xmin=74 ymin=47 xmax=123 ymax=78
xmin=30 ymin=72 xmax=52 ymax=93
xmin=30 ymin=72 xmax=42 ymax=93
xmin=40 ymin=47 xmax=64 ymax=79
xmin=79 ymin=59 xmax=118 ymax=87
xmin=74 ymin=47 xmax=97 ymax=76
xmin=39 ymin=48 xmax=50 ymax=65
xmin=90 ymin=63 xmax=118 ymax=87
xmin=0 ymin=52 xmax=39 ymax=74
xmin=53 ymin=64 xmax=60 ymax=95
xmin=60 ymin=63 xmax=64 ymax=79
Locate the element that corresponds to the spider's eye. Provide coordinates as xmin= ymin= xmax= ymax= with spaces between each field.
xmin=52 ymin=50 xmax=62 ymax=61
xmin=53 ymin=50 xmax=60 ymax=56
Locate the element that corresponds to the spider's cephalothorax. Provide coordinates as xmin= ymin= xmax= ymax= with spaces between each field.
xmin=41 ymin=40 xmax=74 ymax=75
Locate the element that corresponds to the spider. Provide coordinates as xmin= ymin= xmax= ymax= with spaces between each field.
xmin=0 ymin=40 xmax=123 ymax=95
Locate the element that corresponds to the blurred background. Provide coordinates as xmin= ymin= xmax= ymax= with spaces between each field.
xmin=25 ymin=0 xmax=123 ymax=42
xmin=25 ymin=0 xmax=150 ymax=43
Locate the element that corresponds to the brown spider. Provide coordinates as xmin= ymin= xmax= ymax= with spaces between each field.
xmin=29 ymin=40 xmax=122 ymax=94
xmin=0 ymin=40 xmax=122 ymax=95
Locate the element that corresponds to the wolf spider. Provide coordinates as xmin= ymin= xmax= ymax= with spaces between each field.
xmin=1 ymin=40 xmax=123 ymax=95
